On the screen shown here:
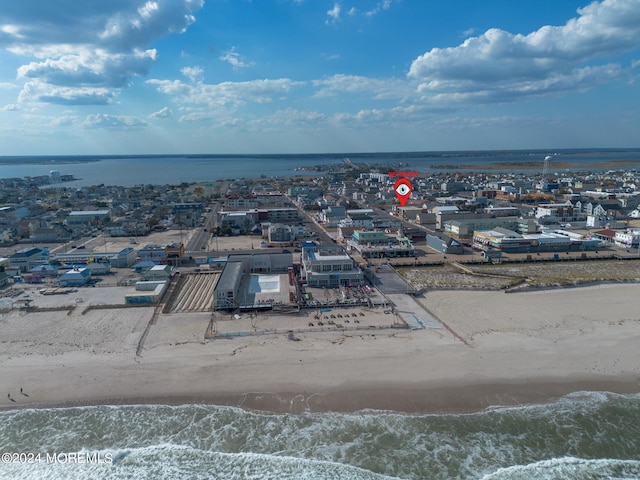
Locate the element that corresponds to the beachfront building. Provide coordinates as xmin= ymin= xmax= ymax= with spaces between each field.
xmin=347 ymin=230 xmax=415 ymax=259
xmin=300 ymin=244 xmax=364 ymax=287
xmin=444 ymin=216 xmax=537 ymax=239
xmin=227 ymin=253 xmax=293 ymax=274
xmin=614 ymin=229 xmax=640 ymax=248
xmin=473 ymin=227 xmax=601 ymax=253
xmin=125 ymin=281 xmax=168 ymax=305
xmin=426 ymin=233 xmax=464 ymax=254
xmin=212 ymin=252 xmax=295 ymax=311
xmin=213 ymin=261 xmax=244 ymax=310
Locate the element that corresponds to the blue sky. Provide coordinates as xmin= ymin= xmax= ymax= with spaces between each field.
xmin=0 ymin=0 xmax=639 ymax=155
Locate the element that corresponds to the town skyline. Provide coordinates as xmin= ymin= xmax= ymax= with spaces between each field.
xmin=1 ymin=0 xmax=639 ymax=155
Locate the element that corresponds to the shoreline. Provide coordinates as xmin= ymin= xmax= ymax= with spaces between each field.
xmin=3 ymin=377 xmax=639 ymax=415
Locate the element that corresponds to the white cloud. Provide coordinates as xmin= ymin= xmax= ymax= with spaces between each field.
xmin=365 ymin=0 xmax=393 ymax=17
xmin=148 ymin=77 xmax=305 ymax=108
xmin=2 ymin=104 xmax=19 ymax=111
xmin=313 ymin=74 xmax=411 ymax=99
xmin=259 ymin=108 xmax=326 ymax=127
xmin=51 ymin=115 xmax=80 ymax=127
xmin=178 ymin=112 xmax=215 ymax=123
xmin=219 ymin=48 xmax=254 ymax=70
xmin=18 ymin=81 xmax=115 ymax=105
xmin=181 ymin=66 xmax=204 ymax=82
xmin=17 ymin=48 xmax=157 ymax=89
xmin=84 ymin=113 xmax=147 ymax=129
xmin=332 ymin=104 xmax=442 ymax=127
xmin=149 ymin=106 xmax=173 ymax=119
xmin=0 ymin=1 xmax=204 ymax=105
xmin=326 ymin=3 xmax=341 ymax=25
xmin=408 ymin=0 xmax=640 ymax=102
xmin=322 ymin=53 xmax=341 ymax=61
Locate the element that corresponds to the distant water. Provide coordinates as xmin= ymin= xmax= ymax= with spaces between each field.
xmin=1 ymin=392 xmax=639 ymax=479
xmin=0 ymin=149 xmax=639 ymax=187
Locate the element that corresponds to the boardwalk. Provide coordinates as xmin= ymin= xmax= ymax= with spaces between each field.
xmin=386 ymin=293 xmax=441 ymax=330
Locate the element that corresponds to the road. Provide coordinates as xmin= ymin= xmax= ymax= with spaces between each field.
xmin=186 ymin=202 xmax=220 ymax=251
xmin=284 ymin=193 xmax=336 ymax=245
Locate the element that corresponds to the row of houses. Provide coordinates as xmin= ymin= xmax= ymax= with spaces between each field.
xmin=3 ymin=242 xmax=185 ymax=281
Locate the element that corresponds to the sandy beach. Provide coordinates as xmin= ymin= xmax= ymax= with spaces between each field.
xmin=1 ymin=283 xmax=639 ymax=413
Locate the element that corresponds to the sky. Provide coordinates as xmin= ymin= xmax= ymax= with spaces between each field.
xmin=0 ymin=0 xmax=639 ymax=155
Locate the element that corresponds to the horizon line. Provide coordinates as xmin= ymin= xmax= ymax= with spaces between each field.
xmin=2 ymin=147 xmax=640 ymax=159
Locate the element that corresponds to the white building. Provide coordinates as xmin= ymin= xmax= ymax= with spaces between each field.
xmin=535 ymin=202 xmax=580 ymax=223
xmin=67 ymin=210 xmax=110 ymax=226
xmin=300 ymin=244 xmax=363 ymax=288
xmin=614 ymin=229 xmax=640 ymax=248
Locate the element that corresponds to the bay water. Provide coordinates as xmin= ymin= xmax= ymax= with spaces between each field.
xmin=0 ymin=149 xmax=638 ymax=187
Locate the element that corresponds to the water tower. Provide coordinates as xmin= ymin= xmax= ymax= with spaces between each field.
xmin=542 ymin=156 xmax=552 ymax=179
xmin=49 ymin=170 xmax=61 ymax=196
xmin=541 ymin=156 xmax=552 ymax=191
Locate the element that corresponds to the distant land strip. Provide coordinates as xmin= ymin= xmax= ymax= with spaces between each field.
xmin=431 ymin=159 xmax=640 ymax=170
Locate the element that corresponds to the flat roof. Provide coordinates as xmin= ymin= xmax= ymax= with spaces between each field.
xmin=149 ymin=265 xmax=171 ymax=271
xmin=313 ymin=254 xmax=350 ymax=261
xmin=69 ymin=210 xmax=109 ymax=216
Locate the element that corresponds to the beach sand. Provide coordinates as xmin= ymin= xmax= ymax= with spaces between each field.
xmin=1 ymin=283 xmax=639 ymax=413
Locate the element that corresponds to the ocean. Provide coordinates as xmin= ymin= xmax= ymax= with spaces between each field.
xmin=0 ymin=149 xmax=639 ymax=187
xmin=1 ymin=392 xmax=639 ymax=479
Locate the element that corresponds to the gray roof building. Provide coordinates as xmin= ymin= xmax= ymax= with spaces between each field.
xmin=213 ymin=261 xmax=244 ymax=310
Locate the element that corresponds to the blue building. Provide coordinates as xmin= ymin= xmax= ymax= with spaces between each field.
xmin=59 ymin=267 xmax=91 ymax=287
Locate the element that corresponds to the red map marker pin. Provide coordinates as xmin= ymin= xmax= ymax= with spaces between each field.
xmin=394 ymin=178 xmax=412 ymax=206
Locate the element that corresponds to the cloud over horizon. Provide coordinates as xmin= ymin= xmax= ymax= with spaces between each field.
xmin=408 ymin=0 xmax=640 ymax=103
xmin=0 ymin=0 xmax=639 ymax=153
xmin=1 ymin=0 xmax=203 ymax=105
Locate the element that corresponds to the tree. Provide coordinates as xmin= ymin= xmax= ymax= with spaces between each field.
xmin=147 ymin=216 xmax=160 ymax=229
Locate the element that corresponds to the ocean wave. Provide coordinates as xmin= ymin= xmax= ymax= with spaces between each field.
xmin=0 ymin=445 xmax=404 ymax=480
xmin=480 ymin=456 xmax=640 ymax=479
xmin=1 ymin=392 xmax=639 ymax=480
